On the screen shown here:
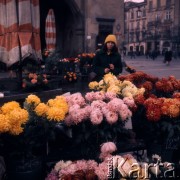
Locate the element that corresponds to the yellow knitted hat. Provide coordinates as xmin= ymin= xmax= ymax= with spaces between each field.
xmin=104 ymin=34 xmax=117 ymax=46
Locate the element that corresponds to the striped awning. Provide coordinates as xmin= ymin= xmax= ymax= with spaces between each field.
xmin=45 ymin=9 xmax=56 ymax=52
xmin=0 ymin=0 xmax=42 ymax=67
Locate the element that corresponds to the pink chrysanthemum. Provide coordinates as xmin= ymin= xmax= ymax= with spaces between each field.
xmin=95 ymin=162 xmax=109 ymax=180
xmin=75 ymin=160 xmax=88 ymax=171
xmin=123 ymin=97 xmax=135 ymax=108
xmin=105 ymin=92 xmax=117 ymax=100
xmin=107 ymin=98 xmax=124 ymax=112
xmin=64 ymin=114 xmax=74 ymax=126
xmin=105 ymin=111 xmax=118 ymax=124
xmin=93 ymin=91 xmax=105 ymax=101
xmin=91 ymin=100 xmax=106 ymax=110
xmin=119 ymin=109 xmax=132 ymax=121
xmin=100 ymin=142 xmax=117 ymax=154
xmin=90 ymin=109 xmax=103 ymax=125
xmin=85 ymin=92 xmax=95 ymax=102
xmin=87 ymin=160 xmax=98 ymax=170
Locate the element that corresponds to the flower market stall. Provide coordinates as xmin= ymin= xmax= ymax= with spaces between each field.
xmin=0 ymin=72 xmax=180 ymax=179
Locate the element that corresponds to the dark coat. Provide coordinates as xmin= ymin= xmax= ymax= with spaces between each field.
xmin=164 ymin=50 xmax=172 ymax=62
xmin=92 ymin=49 xmax=123 ymax=80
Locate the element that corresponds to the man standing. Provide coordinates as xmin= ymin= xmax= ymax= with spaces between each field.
xmin=164 ymin=48 xmax=172 ymax=66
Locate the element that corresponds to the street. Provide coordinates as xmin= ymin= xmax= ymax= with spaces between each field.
xmin=122 ymin=55 xmax=180 ymax=79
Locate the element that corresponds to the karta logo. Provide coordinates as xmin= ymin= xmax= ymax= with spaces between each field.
xmin=107 ymin=156 xmax=178 ymax=179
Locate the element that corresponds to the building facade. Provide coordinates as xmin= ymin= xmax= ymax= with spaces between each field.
xmin=124 ymin=0 xmax=147 ymax=55
xmin=40 ymin=0 xmax=124 ymax=57
xmin=124 ymin=0 xmax=180 ymax=55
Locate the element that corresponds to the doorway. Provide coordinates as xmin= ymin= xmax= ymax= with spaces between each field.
xmin=39 ymin=0 xmax=83 ymax=57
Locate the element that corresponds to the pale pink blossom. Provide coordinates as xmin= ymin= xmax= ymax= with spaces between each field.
xmin=100 ymin=142 xmax=117 ymax=154
xmin=123 ymin=97 xmax=135 ymax=108
xmin=105 ymin=111 xmax=118 ymax=124
xmin=105 ymin=92 xmax=117 ymax=100
xmin=70 ymin=109 xmax=86 ymax=124
xmin=59 ymin=163 xmax=77 ymax=176
xmin=99 ymin=152 xmax=112 ymax=161
xmin=69 ymin=104 xmax=80 ymax=114
xmin=54 ymin=160 xmax=72 ymax=172
xmin=95 ymin=162 xmax=109 ymax=180
xmin=90 ymin=109 xmax=103 ymax=125
xmin=119 ymin=109 xmax=132 ymax=121
xmin=101 ymin=105 xmax=109 ymax=116
xmin=107 ymin=98 xmax=124 ymax=112
xmin=81 ymin=106 xmax=92 ymax=119
xmin=66 ymin=93 xmax=85 ymax=106
xmin=85 ymin=92 xmax=95 ymax=102
xmin=94 ymin=91 xmax=105 ymax=100
xmin=64 ymin=114 xmax=74 ymax=126
xmin=75 ymin=160 xmax=88 ymax=171
xmin=86 ymin=160 xmax=98 ymax=170
xmin=119 ymin=103 xmax=129 ymax=111
xmin=91 ymin=100 xmax=106 ymax=110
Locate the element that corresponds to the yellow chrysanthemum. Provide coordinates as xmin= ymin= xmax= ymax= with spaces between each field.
xmin=122 ymin=92 xmax=133 ymax=98
xmin=56 ymin=103 xmax=69 ymax=114
xmin=129 ymin=87 xmax=138 ymax=96
xmin=46 ymin=107 xmax=65 ymax=122
xmin=1 ymin=101 xmax=20 ymax=114
xmin=103 ymin=73 xmax=115 ymax=79
xmin=107 ymin=85 xmax=120 ymax=94
xmin=122 ymin=86 xmax=133 ymax=95
xmin=26 ymin=94 xmax=41 ymax=106
xmin=9 ymin=125 xmax=23 ymax=135
xmin=103 ymin=73 xmax=117 ymax=84
xmin=99 ymin=80 xmax=105 ymax=89
xmin=55 ymin=95 xmax=66 ymax=102
xmin=89 ymin=81 xmax=99 ymax=90
xmin=121 ymin=80 xmax=133 ymax=87
xmin=47 ymin=99 xmax=68 ymax=111
xmin=8 ymin=109 xmax=29 ymax=125
xmin=136 ymin=88 xmax=145 ymax=96
xmin=0 ymin=114 xmax=10 ymax=133
xmin=35 ymin=103 xmax=48 ymax=116
xmin=47 ymin=99 xmax=54 ymax=107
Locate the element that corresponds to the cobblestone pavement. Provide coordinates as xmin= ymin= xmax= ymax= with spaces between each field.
xmin=122 ymin=55 xmax=180 ymax=79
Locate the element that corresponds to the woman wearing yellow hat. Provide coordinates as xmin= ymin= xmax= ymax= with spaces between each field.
xmin=90 ymin=34 xmax=123 ymax=81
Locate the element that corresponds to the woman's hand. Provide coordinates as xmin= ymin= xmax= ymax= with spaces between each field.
xmin=109 ymin=64 xmax=114 ymax=70
xmin=104 ymin=68 xmax=110 ymax=73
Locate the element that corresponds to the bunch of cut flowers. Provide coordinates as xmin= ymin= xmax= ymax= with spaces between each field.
xmin=46 ymin=141 xmax=142 ymax=180
xmin=22 ymin=73 xmax=49 ymax=91
xmin=133 ymin=91 xmax=180 ymax=144
xmin=64 ymin=71 xmax=77 ymax=82
xmin=89 ymin=73 xmax=145 ymax=99
xmin=21 ymin=94 xmax=69 ymax=156
xmin=0 ymin=101 xmax=29 ymax=159
xmin=62 ymin=90 xmax=137 ymax=159
xmin=46 ymin=141 xmax=179 ymax=180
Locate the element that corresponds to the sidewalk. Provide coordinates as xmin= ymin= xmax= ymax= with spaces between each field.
xmin=122 ymin=55 xmax=180 ymax=79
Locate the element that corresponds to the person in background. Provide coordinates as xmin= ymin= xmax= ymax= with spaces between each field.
xmin=164 ymin=48 xmax=173 ymax=66
xmin=90 ymin=34 xmax=123 ymax=81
